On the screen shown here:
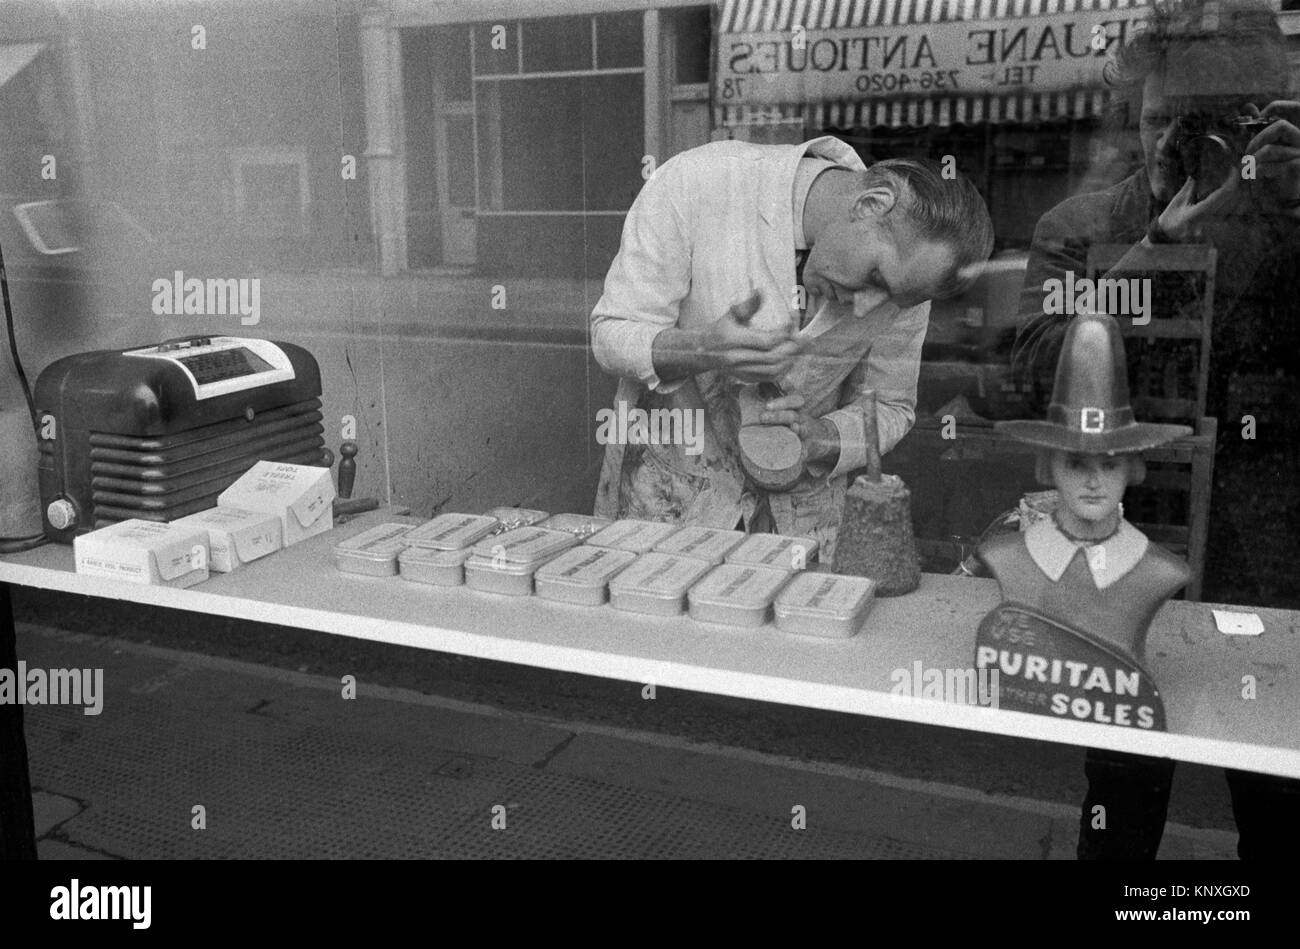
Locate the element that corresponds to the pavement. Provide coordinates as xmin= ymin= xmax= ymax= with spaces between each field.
xmin=15 ymin=620 xmax=1239 ymax=860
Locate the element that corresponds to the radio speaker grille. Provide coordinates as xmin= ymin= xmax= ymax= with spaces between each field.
xmin=85 ymin=398 xmax=326 ymax=526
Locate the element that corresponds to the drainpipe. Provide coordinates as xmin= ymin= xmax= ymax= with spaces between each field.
xmin=360 ymin=1 xmax=406 ymax=275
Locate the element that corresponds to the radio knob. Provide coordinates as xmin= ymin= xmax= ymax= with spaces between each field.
xmin=47 ymin=498 xmax=78 ymax=530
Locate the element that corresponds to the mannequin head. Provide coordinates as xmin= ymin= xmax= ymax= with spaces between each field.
xmin=1037 ymin=449 xmax=1146 ymax=538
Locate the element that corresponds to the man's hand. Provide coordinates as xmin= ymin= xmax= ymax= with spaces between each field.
xmin=703 ymin=290 xmax=804 ymax=383
xmin=1156 ymin=168 xmax=1252 ymax=244
xmin=758 ymin=392 xmax=839 ymax=465
xmin=651 ymin=289 xmax=805 ymax=384
xmin=1246 ymin=101 xmax=1300 ymax=218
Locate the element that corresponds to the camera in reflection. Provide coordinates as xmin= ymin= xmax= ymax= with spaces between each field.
xmin=1175 ymin=115 xmax=1276 ymax=201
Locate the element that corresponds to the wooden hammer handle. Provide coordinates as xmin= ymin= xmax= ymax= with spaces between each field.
xmin=862 ymin=389 xmax=882 ymax=483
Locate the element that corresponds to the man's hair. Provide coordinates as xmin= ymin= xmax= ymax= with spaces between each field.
xmin=862 ymin=158 xmax=994 ymax=300
xmin=1105 ymin=0 xmax=1289 ymax=127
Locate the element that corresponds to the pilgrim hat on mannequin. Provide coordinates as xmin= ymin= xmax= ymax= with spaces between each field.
xmin=996 ymin=314 xmax=1191 ymax=453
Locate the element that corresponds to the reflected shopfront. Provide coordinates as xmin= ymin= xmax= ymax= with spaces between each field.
xmin=714 ymin=0 xmax=1151 ymax=375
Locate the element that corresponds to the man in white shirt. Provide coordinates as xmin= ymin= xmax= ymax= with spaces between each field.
xmin=590 ymin=136 xmax=993 ymax=559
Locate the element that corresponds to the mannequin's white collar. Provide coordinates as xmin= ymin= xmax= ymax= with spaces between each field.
xmin=1024 ymin=517 xmax=1149 ymax=589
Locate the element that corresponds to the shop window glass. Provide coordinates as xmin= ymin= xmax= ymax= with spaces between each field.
xmin=521 ymin=16 xmax=593 ymax=73
xmin=476 ymin=74 xmax=643 ymax=211
xmin=240 ymin=164 xmax=303 ymax=235
xmin=596 ymin=12 xmax=643 ymax=69
xmin=579 ymin=74 xmax=644 ymax=209
xmin=445 ymin=116 xmax=475 ymax=207
xmin=437 ymin=25 xmax=472 ymax=101
xmin=473 ymin=21 xmax=517 ymax=76
xmin=670 ymin=7 xmax=712 ymax=84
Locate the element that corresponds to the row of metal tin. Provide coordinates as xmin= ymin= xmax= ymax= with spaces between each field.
xmin=332 ymin=509 xmax=876 ymax=637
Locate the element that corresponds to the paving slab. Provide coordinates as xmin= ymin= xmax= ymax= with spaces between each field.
xmin=545 ymin=732 xmax=1050 ymax=858
xmin=33 ymin=790 xmax=81 ymax=837
xmin=37 ymin=839 xmax=116 ymax=860
xmin=13 ymin=622 xmax=1243 ymax=859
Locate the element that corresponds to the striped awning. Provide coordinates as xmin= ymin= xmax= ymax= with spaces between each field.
xmin=716 ymin=0 xmax=1149 ymax=128
xmin=721 ymin=88 xmax=1110 ymax=127
xmin=719 ymin=0 xmax=1151 ymax=33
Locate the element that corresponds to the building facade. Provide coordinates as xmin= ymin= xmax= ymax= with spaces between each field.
xmin=386 ymin=0 xmax=716 ymax=277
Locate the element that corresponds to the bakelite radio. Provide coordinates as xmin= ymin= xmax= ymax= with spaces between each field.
xmin=35 ymin=335 xmax=327 ymax=543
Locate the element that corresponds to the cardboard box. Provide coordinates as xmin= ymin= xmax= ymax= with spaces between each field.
xmin=171 ymin=506 xmax=283 ymax=572
xmin=74 ymin=519 xmax=210 ymax=588
xmin=217 ymin=461 xmax=335 ymax=546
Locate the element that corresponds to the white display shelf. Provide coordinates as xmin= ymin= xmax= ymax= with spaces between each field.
xmin=4 ymin=509 xmax=1298 ymax=778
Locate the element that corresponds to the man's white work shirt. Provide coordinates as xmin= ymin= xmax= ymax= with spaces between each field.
xmin=589 ymin=136 xmax=931 ymax=561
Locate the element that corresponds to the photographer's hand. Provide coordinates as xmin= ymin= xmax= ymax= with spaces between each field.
xmin=1155 ymin=170 xmax=1251 ymax=245
xmin=1246 ymin=101 xmax=1300 ymax=218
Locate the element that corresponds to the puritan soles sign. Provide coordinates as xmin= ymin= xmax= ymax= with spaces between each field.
xmin=974 ymin=603 xmax=1167 ymax=730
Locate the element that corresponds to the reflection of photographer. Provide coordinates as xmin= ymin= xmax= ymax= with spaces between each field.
xmin=1014 ymin=0 xmax=1300 ymax=611
xmin=1012 ymin=0 xmax=1300 ymax=861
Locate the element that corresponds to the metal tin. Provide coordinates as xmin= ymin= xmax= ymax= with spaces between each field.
xmin=652 ymin=525 xmax=746 ymax=564
xmin=470 ymin=526 xmax=578 ymax=566
xmin=464 ymin=526 xmax=578 ymax=596
xmin=586 ymin=519 xmax=681 ymax=554
xmin=725 ymin=533 xmax=819 ymax=572
xmin=534 ymin=545 xmax=638 ymax=606
xmin=332 ymin=522 xmax=414 ymax=576
xmin=608 ymin=552 xmax=713 ymax=616
xmin=398 ymin=545 xmax=475 ymax=586
xmin=404 ymin=513 xmax=500 ymax=550
xmin=483 ymin=507 xmax=549 ymax=534
xmin=688 ymin=563 xmax=792 ymax=627
xmin=538 ymin=513 xmax=614 ymax=539
xmin=464 ymin=554 xmax=539 ymax=596
xmin=773 ymin=572 xmax=876 ymax=638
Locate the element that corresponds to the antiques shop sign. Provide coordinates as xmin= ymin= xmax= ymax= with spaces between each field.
xmin=716 ymin=11 xmax=1144 ymax=104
